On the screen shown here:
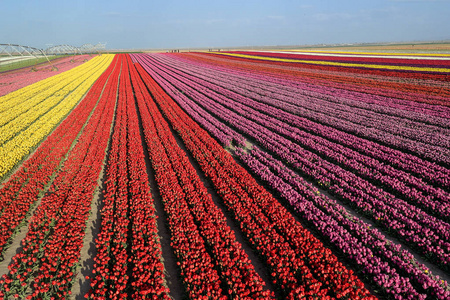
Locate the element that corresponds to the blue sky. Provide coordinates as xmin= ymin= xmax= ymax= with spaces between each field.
xmin=1 ymin=0 xmax=449 ymax=50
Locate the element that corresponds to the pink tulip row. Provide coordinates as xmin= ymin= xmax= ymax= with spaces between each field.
xmin=134 ymin=55 xmax=376 ymax=299
xmin=0 ymin=55 xmax=118 ymax=300
xmin=88 ymin=54 xmax=169 ymax=299
xmin=0 ymin=55 xmax=94 ymax=97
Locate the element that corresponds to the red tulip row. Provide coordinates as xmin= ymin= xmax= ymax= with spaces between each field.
xmin=129 ymin=54 xmax=273 ymax=299
xmin=88 ymin=54 xmax=169 ymax=299
xmin=0 ymin=55 xmax=120 ymax=258
xmin=0 ymin=55 xmax=118 ymax=300
xmin=134 ymin=58 xmax=376 ymax=299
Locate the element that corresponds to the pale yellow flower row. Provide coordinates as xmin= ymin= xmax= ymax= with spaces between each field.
xmin=216 ymin=52 xmax=450 ymax=73
xmin=284 ymin=50 xmax=450 ymax=57
xmin=0 ymin=54 xmax=115 ymax=179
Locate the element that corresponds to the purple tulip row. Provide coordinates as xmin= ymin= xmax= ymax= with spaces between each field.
xmin=151 ymin=54 xmax=450 ymax=191
xmin=187 ymin=53 xmax=450 ymax=118
xmin=140 ymin=55 xmax=450 ymax=222
xmin=154 ymin=54 xmax=450 ymax=168
xmin=131 ymin=54 xmax=450 ymax=270
xmin=162 ymin=54 xmax=450 ymax=131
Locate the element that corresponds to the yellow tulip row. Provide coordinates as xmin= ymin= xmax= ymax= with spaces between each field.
xmin=0 ymin=56 xmax=105 ymax=116
xmin=0 ymin=54 xmax=115 ymax=179
xmin=0 ymin=55 xmax=108 ymax=130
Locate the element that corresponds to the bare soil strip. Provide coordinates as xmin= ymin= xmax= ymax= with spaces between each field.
xmin=0 ymin=195 xmax=43 ymax=278
xmin=71 ymin=141 xmax=109 ymax=300
xmin=71 ymin=61 xmax=121 ymax=299
xmin=71 ymin=122 xmax=114 ymax=300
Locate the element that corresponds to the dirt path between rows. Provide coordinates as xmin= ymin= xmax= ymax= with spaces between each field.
xmin=71 ymin=60 xmax=121 ymax=299
xmin=71 ymin=149 xmax=108 ymax=300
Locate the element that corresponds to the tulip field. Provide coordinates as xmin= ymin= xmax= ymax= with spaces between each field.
xmin=0 ymin=49 xmax=449 ymax=299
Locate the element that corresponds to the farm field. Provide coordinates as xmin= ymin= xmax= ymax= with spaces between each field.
xmin=0 ymin=49 xmax=449 ymax=299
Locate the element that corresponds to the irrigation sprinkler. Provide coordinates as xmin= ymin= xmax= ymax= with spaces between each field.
xmin=0 ymin=44 xmax=55 ymax=72
xmin=1 ymin=42 xmax=108 ymax=72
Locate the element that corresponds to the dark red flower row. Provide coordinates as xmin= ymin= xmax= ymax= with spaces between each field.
xmin=88 ymin=54 xmax=169 ymax=300
xmin=208 ymin=52 xmax=450 ymax=81
xmin=0 ymin=55 xmax=120 ymax=300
